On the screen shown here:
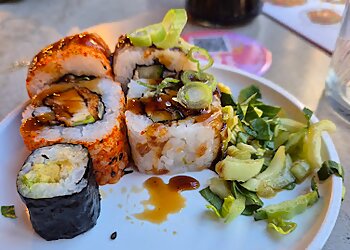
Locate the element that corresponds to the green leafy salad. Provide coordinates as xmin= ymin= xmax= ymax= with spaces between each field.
xmin=200 ymin=84 xmax=345 ymax=234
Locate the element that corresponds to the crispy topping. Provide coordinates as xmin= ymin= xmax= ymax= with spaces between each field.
xmin=29 ymin=33 xmax=111 ymax=72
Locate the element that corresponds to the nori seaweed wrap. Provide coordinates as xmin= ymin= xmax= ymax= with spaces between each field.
xmin=16 ymin=144 xmax=100 ymax=241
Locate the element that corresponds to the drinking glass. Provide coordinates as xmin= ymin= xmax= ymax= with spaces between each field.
xmin=325 ymin=1 xmax=350 ymax=121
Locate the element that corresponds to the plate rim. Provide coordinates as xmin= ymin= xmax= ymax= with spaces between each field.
xmin=0 ymin=65 xmax=342 ymax=250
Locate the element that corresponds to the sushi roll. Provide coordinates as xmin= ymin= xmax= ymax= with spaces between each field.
xmin=113 ymin=34 xmax=223 ymax=174
xmin=26 ymin=32 xmax=112 ymax=97
xmin=16 ymin=144 xmax=100 ymax=241
xmin=124 ymin=80 xmax=223 ymax=174
xmin=20 ymin=77 xmax=128 ymax=185
xmin=113 ymin=35 xmax=197 ymax=91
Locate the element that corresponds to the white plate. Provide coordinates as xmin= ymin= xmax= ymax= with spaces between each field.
xmin=0 ymin=65 xmax=342 ymax=250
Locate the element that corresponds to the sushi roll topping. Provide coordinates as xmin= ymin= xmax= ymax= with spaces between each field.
xmin=43 ymin=86 xmax=103 ymax=127
xmin=124 ymin=8 xmax=218 ymax=114
xmin=177 ymin=81 xmax=213 ymax=110
xmin=187 ymin=47 xmax=214 ymax=72
xmin=128 ymin=9 xmax=187 ymax=49
xmin=23 ymin=81 xmax=105 ymax=131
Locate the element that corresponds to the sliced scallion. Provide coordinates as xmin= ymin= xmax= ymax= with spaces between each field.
xmin=188 ymin=46 xmax=214 ymax=72
xmin=128 ymin=28 xmax=152 ymax=47
xmin=181 ymin=70 xmax=217 ymax=91
xmin=136 ymin=80 xmax=157 ymax=90
xmin=147 ymin=23 xmax=166 ymax=44
xmin=177 ymin=82 xmax=212 ymax=110
xmin=154 ymin=9 xmax=187 ymax=49
xmin=128 ymin=9 xmax=187 ymax=49
xmin=155 ymin=78 xmax=179 ymax=95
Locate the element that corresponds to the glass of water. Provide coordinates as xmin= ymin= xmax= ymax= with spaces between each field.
xmin=325 ymin=2 xmax=350 ymax=121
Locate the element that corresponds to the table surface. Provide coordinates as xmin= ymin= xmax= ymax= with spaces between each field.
xmin=0 ymin=0 xmax=349 ymax=249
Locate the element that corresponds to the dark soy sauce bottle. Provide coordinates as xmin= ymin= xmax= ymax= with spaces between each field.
xmin=186 ymin=0 xmax=262 ymax=27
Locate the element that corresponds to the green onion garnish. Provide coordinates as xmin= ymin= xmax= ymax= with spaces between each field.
xmin=188 ymin=47 xmax=214 ymax=72
xmin=177 ymin=82 xmax=213 ymax=110
xmin=136 ymin=80 xmax=157 ymax=90
xmin=128 ymin=28 xmax=152 ymax=47
xmin=154 ymin=9 xmax=187 ymax=49
xmin=128 ymin=9 xmax=187 ymax=49
xmin=147 ymin=23 xmax=166 ymax=44
xmin=136 ymin=78 xmax=179 ymax=95
xmin=181 ymin=70 xmax=217 ymax=91
xmin=155 ymin=78 xmax=180 ymax=95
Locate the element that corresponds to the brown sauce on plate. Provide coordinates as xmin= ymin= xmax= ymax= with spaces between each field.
xmin=134 ymin=176 xmax=200 ymax=224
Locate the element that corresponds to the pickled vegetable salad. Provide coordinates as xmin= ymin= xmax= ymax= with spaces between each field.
xmin=200 ymin=85 xmax=345 ymax=234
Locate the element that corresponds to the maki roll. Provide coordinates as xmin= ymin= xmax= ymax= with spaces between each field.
xmin=26 ymin=32 xmax=112 ymax=97
xmin=20 ymin=77 xmax=128 ymax=185
xmin=21 ymin=33 xmax=129 ymax=185
xmin=123 ymin=73 xmax=223 ymax=174
xmin=113 ymin=9 xmax=223 ymax=175
xmin=16 ymin=144 xmax=100 ymax=241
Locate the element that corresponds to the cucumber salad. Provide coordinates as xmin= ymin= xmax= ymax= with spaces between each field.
xmin=200 ymin=84 xmax=345 ymax=234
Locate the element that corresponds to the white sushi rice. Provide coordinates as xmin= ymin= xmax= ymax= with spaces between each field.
xmin=22 ymin=78 xmax=123 ymax=143
xmin=126 ymin=110 xmax=221 ymax=174
xmin=17 ymin=144 xmax=89 ymax=199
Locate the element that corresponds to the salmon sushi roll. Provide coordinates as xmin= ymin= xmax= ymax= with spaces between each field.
xmin=20 ymin=77 xmax=128 ymax=185
xmin=26 ymin=32 xmax=112 ymax=97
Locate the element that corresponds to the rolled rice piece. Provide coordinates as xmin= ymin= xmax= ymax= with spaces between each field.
xmin=113 ymin=35 xmax=197 ymax=91
xmin=20 ymin=78 xmax=128 ymax=185
xmin=17 ymin=144 xmax=100 ymax=241
xmin=125 ymin=80 xmax=223 ymax=175
xmin=26 ymin=32 xmax=112 ymax=97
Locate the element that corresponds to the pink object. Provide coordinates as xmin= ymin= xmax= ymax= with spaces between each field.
xmin=182 ymin=30 xmax=272 ymax=75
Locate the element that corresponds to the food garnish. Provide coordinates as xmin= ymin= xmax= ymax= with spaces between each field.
xmin=1 ymin=205 xmax=17 ymax=219
xmin=128 ymin=9 xmax=187 ymax=49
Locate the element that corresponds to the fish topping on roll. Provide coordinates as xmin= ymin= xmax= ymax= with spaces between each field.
xmin=115 ymin=9 xmax=223 ymax=175
xmin=26 ymin=32 xmax=112 ymax=97
xmin=21 ymin=77 xmax=129 ymax=185
xmin=24 ymin=81 xmax=105 ymax=129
